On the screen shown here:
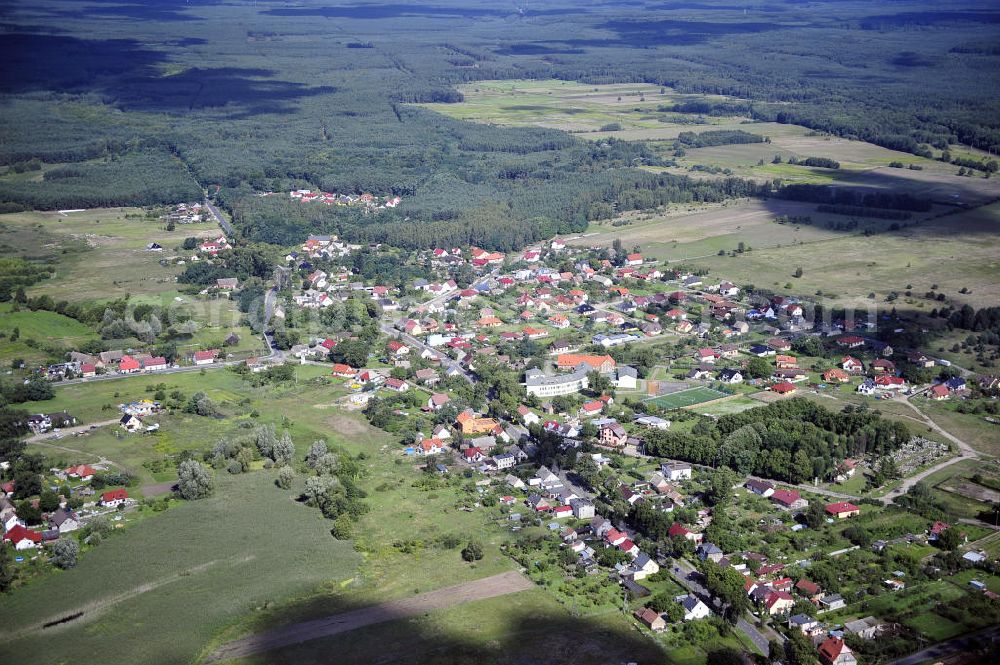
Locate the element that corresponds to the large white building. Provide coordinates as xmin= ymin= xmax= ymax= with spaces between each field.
xmin=524 ymin=365 xmax=589 ymax=397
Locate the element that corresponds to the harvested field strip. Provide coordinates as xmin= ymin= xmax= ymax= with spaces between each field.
xmin=206 ymin=571 xmax=534 ymax=662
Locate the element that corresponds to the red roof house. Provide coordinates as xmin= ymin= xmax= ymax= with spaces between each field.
xmin=101 ymin=488 xmax=129 ymax=506
xmin=825 ymin=502 xmax=860 ymax=519
xmin=3 ymin=524 xmax=42 ymax=549
xmin=118 ymin=355 xmax=141 ymax=373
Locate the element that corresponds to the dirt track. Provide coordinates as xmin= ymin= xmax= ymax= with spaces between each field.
xmin=205 ymin=570 xmax=534 ymax=663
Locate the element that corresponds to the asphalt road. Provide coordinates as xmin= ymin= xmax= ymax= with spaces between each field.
xmin=669 ymin=558 xmax=772 ymax=656
xmin=204 ymin=197 xmax=234 ymax=236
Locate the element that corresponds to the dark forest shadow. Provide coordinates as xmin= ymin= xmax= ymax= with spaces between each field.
xmin=0 ymin=33 xmax=335 ymax=116
xmin=205 ymin=587 xmax=668 ymax=665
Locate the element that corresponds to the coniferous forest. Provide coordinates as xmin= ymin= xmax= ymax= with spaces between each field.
xmin=1 ymin=0 xmax=998 ymax=249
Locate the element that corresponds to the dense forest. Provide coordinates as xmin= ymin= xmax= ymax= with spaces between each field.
xmin=643 ymin=398 xmax=910 ymax=483
xmin=0 ymin=0 xmax=998 ymax=248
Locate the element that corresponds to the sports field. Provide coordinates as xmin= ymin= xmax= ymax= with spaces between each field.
xmin=645 ymin=386 xmax=729 ymax=410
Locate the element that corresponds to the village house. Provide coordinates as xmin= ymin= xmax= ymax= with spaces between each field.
xmin=635 ymin=415 xmax=670 ymax=430
xmin=697 ymin=542 xmax=724 ymax=563
xmin=427 ymin=393 xmax=451 ymax=411
xmin=717 ymin=368 xmax=743 ymax=384
xmin=49 ymin=508 xmax=80 ymax=534
xmin=65 ymin=464 xmax=97 ymax=482
xmin=599 ymin=423 xmax=628 ymax=448
xmin=101 ymin=488 xmax=129 ymax=508
xmin=680 ymin=595 xmax=711 ymax=621
xmin=193 ymin=350 xmax=217 ymax=365
xmin=834 ymin=459 xmax=857 ymax=483
xmin=770 ymin=382 xmax=797 ymax=396
xmin=118 ymin=355 xmax=141 ymax=374
xmin=3 ymin=524 xmax=42 ymax=550
xmin=795 ymin=579 xmax=823 ymax=602
xmin=570 ymin=498 xmax=595 ymax=519
xmin=456 ymin=411 xmax=501 ymax=436
xmin=789 ymin=613 xmax=821 ymax=636
xmin=771 ymin=489 xmax=808 ymax=511
xmin=634 ymin=607 xmax=666 ymax=632
xmin=818 ymin=637 xmax=857 ymax=665
xmin=385 ymin=378 xmax=409 ymax=392
xmin=764 ymin=590 xmax=796 ymax=616
xmin=841 ymin=356 xmax=864 ymax=373
xmin=417 ymin=438 xmax=444 ymax=455
xmin=819 ymin=593 xmax=846 ymax=611
xmin=825 ymin=502 xmax=860 ymax=519
xmin=746 ymin=479 xmax=775 ymax=497
xmin=662 ymin=462 xmax=692 ymax=481
xmin=843 ymin=616 xmax=885 ymax=640
xmin=668 ymin=523 xmax=702 ymax=544
xmin=119 ymin=414 xmax=144 ymax=433
xmin=823 ymin=368 xmax=850 ymax=383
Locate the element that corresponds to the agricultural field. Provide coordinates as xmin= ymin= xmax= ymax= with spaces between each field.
xmin=917 ymin=459 xmax=1000 ymax=520
xmin=671 ymin=202 xmax=1000 ymax=310
xmin=419 ymin=78 xmax=720 ymax=135
xmin=0 ymin=207 xmax=219 ymax=303
xmin=645 ymin=386 xmax=730 ymax=410
xmin=0 ymin=472 xmax=361 ymax=665
xmin=918 ymin=399 xmax=1000 ymax=458
xmin=423 ymin=79 xmax=1000 ymax=205
xmin=0 ymin=207 xmax=263 ymax=359
xmin=0 ymin=303 xmax=99 ymax=366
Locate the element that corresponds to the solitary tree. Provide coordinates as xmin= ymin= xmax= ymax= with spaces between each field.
xmin=305 ymin=440 xmax=329 ymax=468
xmin=177 ymin=460 xmax=214 ymax=500
xmin=0 ymin=544 xmax=16 ymax=591
xmin=461 ymin=540 xmax=484 ymax=562
xmin=276 ymin=466 xmax=295 ymax=490
xmin=745 ymin=357 xmax=771 ymax=379
xmin=50 ymin=539 xmax=80 ymax=569
xmin=271 ymin=431 xmax=295 ymax=466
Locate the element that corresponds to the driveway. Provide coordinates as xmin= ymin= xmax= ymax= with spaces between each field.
xmin=27 ymin=419 xmax=120 ymax=443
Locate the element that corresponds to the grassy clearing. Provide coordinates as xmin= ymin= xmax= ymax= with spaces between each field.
xmin=689 ymin=395 xmax=761 ymax=417
xmin=904 ymin=612 xmax=966 ymax=641
xmin=419 ymin=78 xmax=1000 ymax=211
xmin=680 ymin=202 xmax=1000 ymax=309
xmin=0 ymin=207 xmax=219 ymax=303
xmin=0 ymin=472 xmax=360 ymax=665
xmin=669 ymin=123 xmax=978 ymax=188
xmin=24 ymin=368 xmax=649 ymax=664
xmin=19 ymin=366 xmax=272 ymax=423
xmin=0 ymin=303 xmax=100 ymax=366
xmin=418 ymin=78 xmax=715 ymax=134
xmin=0 ymin=303 xmax=96 ymax=343
xmin=572 ymin=198 xmax=908 ymax=267
xmin=919 ymin=400 xmax=1000 ymax=458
